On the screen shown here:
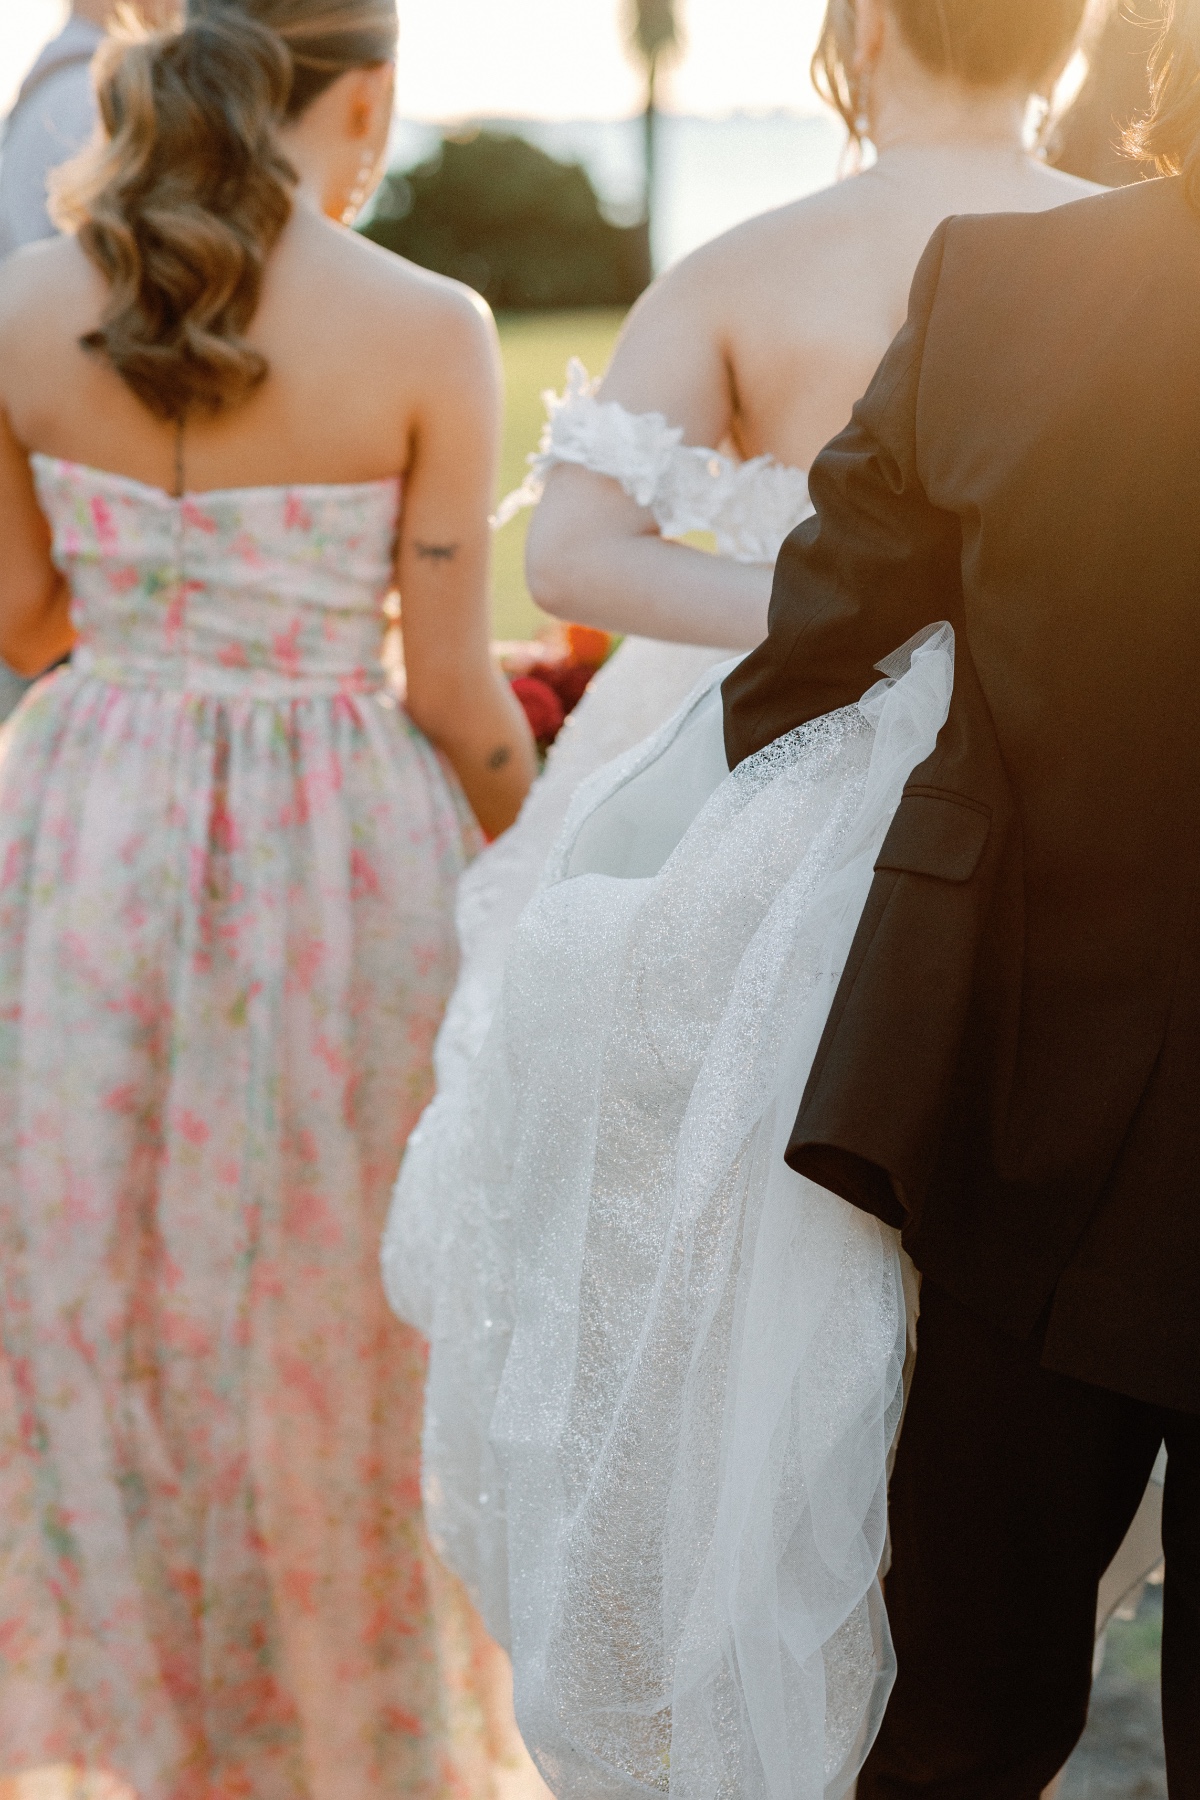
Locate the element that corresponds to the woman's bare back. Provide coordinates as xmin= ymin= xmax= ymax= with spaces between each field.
xmin=0 ymin=198 xmax=537 ymax=836
xmin=526 ymin=143 xmax=1100 ymax=647
xmin=0 ymin=204 xmax=485 ymax=495
xmin=605 ymin=147 xmax=1100 ymax=473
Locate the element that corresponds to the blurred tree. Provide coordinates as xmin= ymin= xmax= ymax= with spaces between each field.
xmin=1051 ymin=0 xmax=1166 ymax=186
xmin=361 ymin=132 xmax=651 ymax=310
xmin=629 ymin=0 xmax=682 ymax=230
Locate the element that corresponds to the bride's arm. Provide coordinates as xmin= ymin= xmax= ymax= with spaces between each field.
xmin=528 ymin=466 xmax=773 ymax=650
xmin=525 ymin=258 xmax=775 ymax=651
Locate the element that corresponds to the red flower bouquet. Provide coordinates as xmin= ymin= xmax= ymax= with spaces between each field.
xmin=499 ymin=624 xmax=617 ymax=754
xmin=509 ymin=675 xmax=564 ymax=744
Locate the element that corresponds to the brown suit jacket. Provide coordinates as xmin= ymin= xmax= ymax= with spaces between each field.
xmin=723 ymin=176 xmax=1200 ymax=1415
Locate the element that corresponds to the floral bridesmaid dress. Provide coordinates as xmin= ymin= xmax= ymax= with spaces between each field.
xmin=0 ymin=460 xmax=528 ymax=1800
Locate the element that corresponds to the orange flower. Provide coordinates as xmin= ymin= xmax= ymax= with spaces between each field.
xmin=565 ymin=623 xmax=614 ymax=666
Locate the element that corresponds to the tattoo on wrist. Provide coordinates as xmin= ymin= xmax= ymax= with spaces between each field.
xmin=486 ymin=745 xmax=512 ymax=771
xmin=414 ymin=541 xmax=459 ymax=563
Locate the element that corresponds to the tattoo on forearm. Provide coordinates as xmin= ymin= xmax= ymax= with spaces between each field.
xmin=414 ymin=541 xmax=460 ymax=563
xmin=486 ymin=745 xmax=512 ymax=772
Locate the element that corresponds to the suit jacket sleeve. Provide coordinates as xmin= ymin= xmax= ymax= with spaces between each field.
xmin=723 ymin=219 xmax=962 ymax=767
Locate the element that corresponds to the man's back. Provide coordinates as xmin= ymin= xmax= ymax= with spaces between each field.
xmin=723 ymin=174 xmax=1200 ymax=1410
xmin=919 ymin=177 xmax=1200 ymax=1182
xmin=723 ymin=16 xmax=1200 ymax=1760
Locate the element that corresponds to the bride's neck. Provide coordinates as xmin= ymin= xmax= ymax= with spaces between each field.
xmin=869 ymin=80 xmax=1030 ymax=159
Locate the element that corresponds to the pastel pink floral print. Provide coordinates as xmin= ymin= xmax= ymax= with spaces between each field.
xmin=0 ymin=460 xmax=519 ymax=1799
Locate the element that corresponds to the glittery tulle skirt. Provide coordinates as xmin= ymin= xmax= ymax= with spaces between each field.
xmin=384 ymin=629 xmax=958 ymax=1799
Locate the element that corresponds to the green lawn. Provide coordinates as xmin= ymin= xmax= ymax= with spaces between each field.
xmin=492 ymin=309 xmax=627 ymax=642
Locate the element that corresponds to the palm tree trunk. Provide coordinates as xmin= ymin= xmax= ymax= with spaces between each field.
xmin=643 ymin=50 xmax=659 ymax=225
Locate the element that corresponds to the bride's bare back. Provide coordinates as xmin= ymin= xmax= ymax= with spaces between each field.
xmin=527 ymin=0 xmax=1099 ymax=648
xmin=635 ymin=145 xmax=1094 ymax=475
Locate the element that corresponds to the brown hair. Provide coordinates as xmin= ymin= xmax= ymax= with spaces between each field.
xmin=812 ymin=0 xmax=1090 ymax=155
xmin=52 ymin=0 xmax=398 ymax=423
xmin=1128 ymin=0 xmax=1200 ymax=209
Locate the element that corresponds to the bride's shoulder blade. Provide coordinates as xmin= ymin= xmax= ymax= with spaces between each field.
xmin=645 ymin=174 xmax=888 ymax=327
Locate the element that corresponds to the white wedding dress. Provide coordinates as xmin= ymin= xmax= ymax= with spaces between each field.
xmin=387 ymin=613 xmax=955 ymax=1797
xmin=383 ymin=374 xmax=1164 ymax=1798
xmin=385 ymin=365 xmax=930 ymax=1796
xmin=424 ymin=358 xmax=816 ymax=1122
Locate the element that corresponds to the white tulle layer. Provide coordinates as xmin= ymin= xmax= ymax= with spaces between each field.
xmin=384 ymin=635 xmax=730 ymax=1349
xmin=384 ymin=626 xmax=956 ymax=1798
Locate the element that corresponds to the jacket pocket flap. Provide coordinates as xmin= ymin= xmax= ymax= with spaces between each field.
xmin=875 ymin=790 xmax=991 ymax=883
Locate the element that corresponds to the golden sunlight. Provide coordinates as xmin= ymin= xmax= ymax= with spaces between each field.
xmin=2 ymin=0 xmax=831 ymax=123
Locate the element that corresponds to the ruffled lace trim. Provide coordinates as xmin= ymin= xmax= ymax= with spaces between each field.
xmin=494 ymin=359 xmax=813 ymax=564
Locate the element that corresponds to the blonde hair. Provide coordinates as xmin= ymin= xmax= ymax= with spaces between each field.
xmin=53 ymin=0 xmax=398 ymax=422
xmin=812 ymin=0 xmax=1090 ymax=156
xmin=1128 ymin=0 xmax=1200 ymax=209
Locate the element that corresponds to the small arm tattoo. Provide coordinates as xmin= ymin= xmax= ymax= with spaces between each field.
xmin=486 ymin=745 xmax=512 ymax=772
xmin=413 ymin=541 xmax=460 ymax=563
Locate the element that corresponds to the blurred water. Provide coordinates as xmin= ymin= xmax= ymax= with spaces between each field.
xmin=651 ymin=113 xmax=845 ymax=267
xmin=386 ymin=112 xmax=846 ymax=273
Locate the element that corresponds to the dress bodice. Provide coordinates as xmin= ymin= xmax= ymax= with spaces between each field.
xmin=32 ymin=456 xmax=401 ymax=698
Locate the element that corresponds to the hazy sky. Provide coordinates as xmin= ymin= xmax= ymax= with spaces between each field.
xmin=2 ymin=0 xmax=831 ymax=120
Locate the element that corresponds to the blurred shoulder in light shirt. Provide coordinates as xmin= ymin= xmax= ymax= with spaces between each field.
xmin=0 ymin=15 xmax=104 ymax=261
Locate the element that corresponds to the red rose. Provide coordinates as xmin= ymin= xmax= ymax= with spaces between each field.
xmin=549 ymin=662 xmax=597 ymax=713
xmin=527 ymin=659 xmax=596 ymax=717
xmin=511 ymin=674 xmax=566 ymax=746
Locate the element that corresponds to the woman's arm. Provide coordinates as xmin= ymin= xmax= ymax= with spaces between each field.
xmin=0 ymin=404 xmax=73 ymax=675
xmin=524 ymin=251 xmax=774 ymax=651
xmin=398 ymin=291 xmax=537 ymax=839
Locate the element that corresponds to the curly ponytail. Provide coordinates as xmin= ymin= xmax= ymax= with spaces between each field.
xmin=52 ymin=0 xmax=398 ymax=423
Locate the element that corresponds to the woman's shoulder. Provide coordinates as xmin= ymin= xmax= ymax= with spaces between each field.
xmin=596 ymin=176 xmax=899 ymax=428
xmin=283 ymin=211 xmax=498 ymax=380
xmin=664 ymin=179 xmax=870 ymax=300
xmin=0 ymin=235 xmax=103 ymax=376
xmin=646 ymin=175 xmax=907 ymax=342
xmin=350 ymin=227 xmax=490 ymax=324
xmin=0 ymin=234 xmax=99 ymax=325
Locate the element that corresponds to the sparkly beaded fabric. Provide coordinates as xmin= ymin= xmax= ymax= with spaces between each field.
xmin=0 ymin=458 xmax=541 ymax=1800
xmin=386 ymin=391 xmax=815 ymax=1344
xmin=385 ymin=627 xmax=957 ymax=1797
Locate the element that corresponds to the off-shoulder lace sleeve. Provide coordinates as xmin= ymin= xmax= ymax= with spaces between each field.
xmin=494 ymin=358 xmax=813 ymax=565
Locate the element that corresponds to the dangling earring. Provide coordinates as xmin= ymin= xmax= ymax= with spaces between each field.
xmin=341 ymin=148 xmax=377 ymax=226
